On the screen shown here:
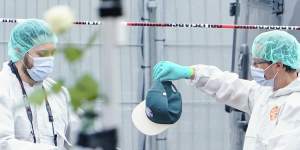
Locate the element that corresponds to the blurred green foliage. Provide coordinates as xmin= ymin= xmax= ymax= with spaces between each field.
xmin=69 ymin=74 xmax=99 ymax=110
xmin=52 ymin=80 xmax=64 ymax=93
xmin=29 ymin=30 xmax=102 ymax=112
xmin=28 ymin=88 xmax=46 ymax=106
xmin=63 ymin=45 xmax=83 ymax=62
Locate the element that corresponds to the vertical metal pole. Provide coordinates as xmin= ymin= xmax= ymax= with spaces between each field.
xmin=231 ymin=0 xmax=240 ymax=72
xmin=143 ymin=0 xmax=154 ymax=149
xmin=228 ymin=1 xmax=245 ymax=150
xmin=226 ymin=0 xmax=241 ymax=113
xmin=151 ymin=1 xmax=168 ymax=150
xmin=143 ymin=0 xmax=160 ymax=150
xmin=143 ymin=0 xmax=151 ymax=93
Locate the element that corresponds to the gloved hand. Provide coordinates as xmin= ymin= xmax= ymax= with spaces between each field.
xmin=153 ymin=61 xmax=193 ymax=81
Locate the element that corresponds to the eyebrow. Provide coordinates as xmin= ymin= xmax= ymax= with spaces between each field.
xmin=252 ymin=60 xmax=272 ymax=65
xmin=36 ymin=49 xmax=56 ymax=55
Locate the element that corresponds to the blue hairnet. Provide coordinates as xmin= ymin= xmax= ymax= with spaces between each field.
xmin=252 ymin=30 xmax=300 ymax=70
xmin=8 ymin=19 xmax=58 ymax=62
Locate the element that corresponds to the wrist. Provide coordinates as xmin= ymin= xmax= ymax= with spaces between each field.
xmin=190 ymin=67 xmax=195 ymax=80
xmin=184 ymin=66 xmax=194 ymax=79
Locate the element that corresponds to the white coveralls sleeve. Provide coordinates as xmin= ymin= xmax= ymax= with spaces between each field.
xmin=0 ymin=93 xmax=57 ymax=150
xmin=189 ymin=64 xmax=262 ymax=114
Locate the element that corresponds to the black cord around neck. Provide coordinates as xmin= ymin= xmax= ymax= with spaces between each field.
xmin=8 ymin=61 xmax=57 ymax=146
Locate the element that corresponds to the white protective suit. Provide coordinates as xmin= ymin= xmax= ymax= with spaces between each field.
xmin=189 ymin=64 xmax=300 ymax=150
xmin=0 ymin=62 xmax=72 ymax=150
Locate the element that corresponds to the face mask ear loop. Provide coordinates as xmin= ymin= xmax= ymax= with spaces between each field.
xmin=273 ymin=71 xmax=280 ymax=91
xmin=264 ymin=63 xmax=279 ymax=80
xmin=21 ymin=53 xmax=31 ymax=70
xmin=272 ymin=63 xmax=282 ymax=91
xmin=263 ymin=63 xmax=274 ymax=72
xmin=272 ymin=63 xmax=280 ymax=79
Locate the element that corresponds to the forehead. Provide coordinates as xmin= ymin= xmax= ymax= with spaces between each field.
xmin=29 ymin=43 xmax=56 ymax=52
xmin=252 ymin=58 xmax=268 ymax=63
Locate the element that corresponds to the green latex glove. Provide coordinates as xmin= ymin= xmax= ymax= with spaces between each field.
xmin=153 ymin=61 xmax=193 ymax=81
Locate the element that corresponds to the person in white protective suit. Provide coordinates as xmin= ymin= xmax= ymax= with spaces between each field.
xmin=152 ymin=30 xmax=300 ymax=150
xmin=0 ymin=19 xmax=72 ymax=150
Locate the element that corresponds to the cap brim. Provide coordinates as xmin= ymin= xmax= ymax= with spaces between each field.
xmin=132 ymin=100 xmax=172 ymax=136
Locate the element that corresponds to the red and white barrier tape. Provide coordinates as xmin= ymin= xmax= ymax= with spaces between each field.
xmin=1 ymin=18 xmax=300 ymax=30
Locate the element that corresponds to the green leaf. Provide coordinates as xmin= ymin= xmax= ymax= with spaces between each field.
xmin=63 ymin=45 xmax=83 ymax=62
xmin=52 ymin=80 xmax=64 ymax=93
xmin=28 ymin=89 xmax=46 ymax=105
xmin=69 ymin=74 xmax=99 ymax=110
xmin=75 ymin=74 xmax=99 ymax=101
xmin=69 ymin=87 xmax=84 ymax=110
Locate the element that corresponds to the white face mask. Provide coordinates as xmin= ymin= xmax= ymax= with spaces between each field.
xmin=251 ymin=64 xmax=279 ymax=88
xmin=26 ymin=54 xmax=55 ymax=82
xmin=250 ymin=66 xmax=273 ymax=86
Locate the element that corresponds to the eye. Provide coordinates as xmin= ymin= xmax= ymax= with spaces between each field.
xmin=37 ymin=49 xmax=55 ymax=57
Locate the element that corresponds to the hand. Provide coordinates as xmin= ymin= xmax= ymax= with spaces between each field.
xmin=153 ymin=61 xmax=193 ymax=81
